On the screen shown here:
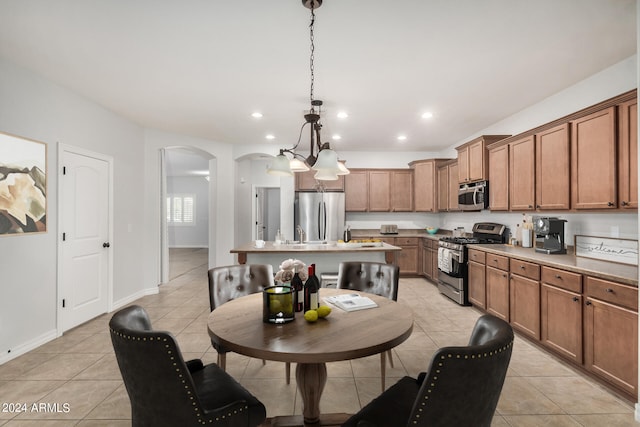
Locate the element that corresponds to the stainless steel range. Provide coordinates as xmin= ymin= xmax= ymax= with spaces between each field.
xmin=437 ymin=222 xmax=507 ymax=305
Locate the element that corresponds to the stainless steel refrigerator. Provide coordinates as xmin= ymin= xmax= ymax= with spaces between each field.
xmin=294 ymin=192 xmax=345 ymax=242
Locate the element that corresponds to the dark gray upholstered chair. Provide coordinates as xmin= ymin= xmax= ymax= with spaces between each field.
xmin=109 ymin=305 xmax=266 ymax=427
xmin=337 ymin=261 xmax=400 ymax=391
xmin=208 ymin=264 xmax=291 ymax=383
xmin=342 ymin=314 xmax=514 ymax=427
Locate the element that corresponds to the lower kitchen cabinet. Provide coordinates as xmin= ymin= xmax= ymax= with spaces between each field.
xmin=395 ymin=237 xmax=419 ymax=276
xmin=584 ymin=276 xmax=638 ymax=397
xmin=541 ymin=284 xmax=583 ymax=364
xmin=420 ymin=238 xmax=438 ymax=281
xmin=467 ymin=249 xmax=486 ymax=308
xmin=509 ymin=259 xmax=540 ymax=340
xmin=486 ymin=265 xmax=509 ymax=322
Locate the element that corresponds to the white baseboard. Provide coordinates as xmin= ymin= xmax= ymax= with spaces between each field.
xmin=111 ymin=286 xmax=160 ymax=312
xmin=635 ymin=403 xmax=640 ymax=422
xmin=0 ymin=329 xmax=58 ymax=365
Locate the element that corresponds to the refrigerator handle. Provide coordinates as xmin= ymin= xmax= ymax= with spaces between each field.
xmin=322 ymin=202 xmax=327 ymax=240
xmin=317 ymin=202 xmax=322 ymax=240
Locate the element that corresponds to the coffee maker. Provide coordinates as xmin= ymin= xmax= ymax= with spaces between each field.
xmin=533 ymin=216 xmax=567 ymax=254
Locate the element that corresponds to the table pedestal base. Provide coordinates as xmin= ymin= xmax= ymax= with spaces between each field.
xmin=268 ymin=413 xmax=351 ymax=427
xmin=296 ymin=362 xmax=327 ymax=424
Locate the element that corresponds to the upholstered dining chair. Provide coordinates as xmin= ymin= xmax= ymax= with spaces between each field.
xmin=336 ymin=261 xmax=400 ymax=391
xmin=341 ymin=314 xmax=514 ymax=427
xmin=208 ymin=264 xmax=291 ymax=383
xmin=109 ymin=305 xmax=266 ymax=427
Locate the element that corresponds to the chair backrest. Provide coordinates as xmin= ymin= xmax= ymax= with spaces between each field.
xmin=109 ymin=305 xmax=207 ymax=426
xmin=336 ymin=261 xmax=399 ymax=300
xmin=407 ymin=314 xmax=514 ymax=427
xmin=208 ymin=264 xmax=274 ymax=310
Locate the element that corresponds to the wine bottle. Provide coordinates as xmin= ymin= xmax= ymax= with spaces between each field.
xmin=304 ymin=264 xmax=320 ymax=311
xmin=291 ymin=267 xmax=304 ymax=312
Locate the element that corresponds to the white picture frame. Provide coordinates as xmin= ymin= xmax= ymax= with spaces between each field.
xmin=574 ymin=235 xmax=638 ymax=266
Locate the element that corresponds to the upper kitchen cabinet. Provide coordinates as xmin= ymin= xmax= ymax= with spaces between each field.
xmin=410 ymin=159 xmax=451 ymax=212
xmin=618 ymin=98 xmax=638 ymax=209
xmin=296 ymin=169 xmax=345 ymax=191
xmin=488 ymin=144 xmax=509 ymax=211
xmin=509 ymin=135 xmax=536 ymax=211
xmin=437 ymin=160 xmax=459 ymax=212
xmin=345 ymin=168 xmax=414 ymax=212
xmin=571 ymin=107 xmax=617 ymax=210
xmin=456 ymin=135 xmax=510 ymax=184
xmin=536 ymin=123 xmax=570 ymax=210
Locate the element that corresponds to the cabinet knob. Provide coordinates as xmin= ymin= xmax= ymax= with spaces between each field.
xmin=520 ymin=265 xmax=525 ymax=269
xmin=528 ymin=205 xmax=533 ymax=209
xmin=605 ymin=288 xmax=614 ymax=293
xmin=536 ymin=204 xmax=540 ymax=209
xmin=572 ymin=296 xmax=579 ymax=302
xmin=607 ymin=201 xmax=614 ymax=207
xmin=555 ymin=275 xmax=562 ymax=279
xmin=586 ymin=301 xmax=592 ymax=306
xmin=622 ymin=201 xmax=628 ymax=206
xmin=503 ymin=273 xmax=507 ymax=278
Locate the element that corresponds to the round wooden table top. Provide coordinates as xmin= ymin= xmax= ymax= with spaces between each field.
xmin=207 ymin=288 xmax=414 ymax=364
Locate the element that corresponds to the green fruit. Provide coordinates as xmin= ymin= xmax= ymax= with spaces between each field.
xmin=316 ymin=305 xmax=331 ymax=318
xmin=304 ymin=310 xmax=318 ymax=322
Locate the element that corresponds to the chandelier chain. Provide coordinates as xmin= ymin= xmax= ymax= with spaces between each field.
xmin=309 ymin=6 xmax=315 ymax=106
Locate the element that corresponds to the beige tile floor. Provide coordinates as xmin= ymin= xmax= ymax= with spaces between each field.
xmin=0 ymin=247 xmax=638 ymax=426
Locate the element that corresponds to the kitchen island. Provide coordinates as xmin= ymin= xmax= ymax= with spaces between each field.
xmin=231 ymin=241 xmax=401 ymax=279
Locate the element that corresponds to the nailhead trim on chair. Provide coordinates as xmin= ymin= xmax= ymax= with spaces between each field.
xmin=410 ymin=340 xmax=514 ymax=425
xmin=110 ymin=328 xmax=250 ymax=425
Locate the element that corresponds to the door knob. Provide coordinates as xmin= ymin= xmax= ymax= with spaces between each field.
xmin=103 ymin=242 xmax=111 ymax=248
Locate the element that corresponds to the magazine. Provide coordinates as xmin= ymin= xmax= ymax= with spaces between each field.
xmin=323 ymin=293 xmax=378 ymax=312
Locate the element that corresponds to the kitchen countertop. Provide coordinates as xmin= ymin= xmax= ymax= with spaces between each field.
xmin=231 ymin=241 xmax=402 ymax=254
xmin=350 ymin=228 xmax=448 ymax=240
xmin=468 ymin=243 xmax=639 ymax=287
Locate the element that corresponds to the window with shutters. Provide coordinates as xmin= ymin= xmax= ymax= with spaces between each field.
xmin=167 ymin=194 xmax=196 ymax=225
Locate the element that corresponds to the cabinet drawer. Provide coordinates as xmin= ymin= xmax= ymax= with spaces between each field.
xmin=541 ymin=267 xmax=582 ymax=293
xmin=468 ymin=249 xmax=486 ymax=264
xmin=395 ymin=237 xmax=418 ymax=246
xmin=486 ymin=254 xmax=509 ymax=271
xmin=379 ymin=237 xmax=396 ymax=245
xmin=585 ymin=276 xmax=638 ymax=311
xmin=510 ymin=259 xmax=540 ymax=281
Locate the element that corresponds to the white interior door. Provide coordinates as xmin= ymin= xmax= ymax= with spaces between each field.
xmin=59 ymin=146 xmax=112 ymax=332
xmin=256 ymin=187 xmax=265 ymax=240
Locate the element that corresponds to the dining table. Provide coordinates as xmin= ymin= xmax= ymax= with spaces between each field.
xmin=207 ymin=288 xmax=414 ymax=426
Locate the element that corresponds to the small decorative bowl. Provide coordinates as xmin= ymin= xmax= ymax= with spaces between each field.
xmin=426 ymin=227 xmax=439 ymax=235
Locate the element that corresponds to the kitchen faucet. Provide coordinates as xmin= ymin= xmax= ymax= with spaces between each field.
xmin=296 ymin=225 xmax=306 ymax=243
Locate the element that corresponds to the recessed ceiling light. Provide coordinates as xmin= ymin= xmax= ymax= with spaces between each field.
xmin=332 ymin=134 xmax=341 ymax=140
xmin=397 ymin=135 xmax=407 ymax=141
xmin=337 ymin=111 xmax=349 ymax=119
xmin=265 ymin=134 xmax=275 ymax=140
xmin=251 ymin=112 xmax=263 ymax=118
xmin=421 ymin=112 xmax=434 ymax=119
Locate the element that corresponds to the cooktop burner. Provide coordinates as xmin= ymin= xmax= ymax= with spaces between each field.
xmin=439 ymin=237 xmax=482 ymax=244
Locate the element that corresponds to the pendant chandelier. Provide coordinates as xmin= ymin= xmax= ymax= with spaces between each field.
xmin=267 ymin=0 xmax=349 ymax=180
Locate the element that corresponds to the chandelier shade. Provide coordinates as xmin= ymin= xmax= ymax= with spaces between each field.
xmin=269 ymin=152 xmax=293 ymax=176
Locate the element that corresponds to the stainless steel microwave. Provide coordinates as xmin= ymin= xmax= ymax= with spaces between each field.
xmin=458 ymin=181 xmax=489 ymax=211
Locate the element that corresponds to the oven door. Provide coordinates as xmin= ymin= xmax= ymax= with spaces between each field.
xmin=437 ymin=246 xmax=465 ymax=278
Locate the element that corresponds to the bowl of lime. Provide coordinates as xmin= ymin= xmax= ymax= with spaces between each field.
xmin=425 ymin=227 xmax=439 ymax=235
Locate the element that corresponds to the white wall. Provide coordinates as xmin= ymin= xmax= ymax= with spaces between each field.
xmin=0 ymin=57 xmax=146 ymax=361
xmin=166 ymin=176 xmax=209 ymax=248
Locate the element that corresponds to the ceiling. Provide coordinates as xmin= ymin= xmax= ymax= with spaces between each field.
xmin=0 ymin=1 xmax=636 ymax=154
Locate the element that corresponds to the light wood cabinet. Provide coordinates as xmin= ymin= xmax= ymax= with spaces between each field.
xmin=369 ymin=170 xmax=391 ymax=211
xmin=536 ymin=123 xmax=570 ymax=210
xmin=435 ymin=160 xmax=459 ymax=212
xmin=509 ymin=259 xmax=540 ymax=340
xmin=457 ymin=135 xmax=509 ymax=184
xmin=390 ymin=170 xmax=413 ymax=211
xmin=541 ymin=282 xmax=583 ymax=364
xmin=437 ymin=165 xmax=448 ymax=212
xmin=420 ymin=238 xmax=438 ymax=281
xmin=584 ymin=276 xmax=638 ymax=397
xmin=344 ymin=171 xmax=368 ymax=211
xmin=571 ymin=107 xmax=617 ymax=209
xmin=467 ymin=249 xmax=486 ymax=308
xmin=447 ymin=162 xmax=459 ymax=211
xmin=509 ymin=136 xmax=536 ymax=211
xmin=390 ymin=237 xmax=419 ymax=276
xmin=488 ymin=144 xmax=509 ymax=211
xmin=618 ymin=99 xmax=638 ymax=209
xmin=296 ymin=169 xmax=344 ymax=191
xmin=410 ymin=159 xmax=450 ymax=212
xmin=486 ymin=264 xmax=509 ymax=322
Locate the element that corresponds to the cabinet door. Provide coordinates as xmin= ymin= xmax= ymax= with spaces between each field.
xmin=437 ymin=165 xmax=448 ymax=211
xmin=571 ymin=107 xmax=617 ymax=209
xmin=618 ymin=99 xmax=638 ymax=209
xmin=344 ymin=171 xmax=369 ymax=212
xmin=486 ymin=266 xmax=509 ymax=321
xmin=413 ymin=161 xmax=436 ymax=212
xmin=296 ymin=169 xmax=345 ymax=191
xmin=457 ymin=146 xmax=470 ymax=183
xmin=510 ymin=274 xmax=540 ymax=339
xmin=368 ymin=171 xmax=391 ymax=211
xmin=536 ymin=123 xmax=570 ymax=210
xmin=541 ymin=284 xmax=583 ymax=364
xmin=448 ymin=162 xmax=459 ymax=211
xmin=391 ymin=170 xmax=413 ymax=211
xmin=421 ymin=241 xmax=431 ymax=278
xmin=468 ymin=140 xmax=486 ymax=182
xmin=429 ymin=248 xmax=438 ymax=281
xmin=509 ymin=136 xmax=536 ymax=211
xmin=468 ymin=261 xmax=486 ymax=309
xmin=489 ymin=144 xmax=509 ymax=211
xmin=397 ymin=244 xmax=418 ymax=276
xmin=584 ymin=297 xmax=638 ymax=397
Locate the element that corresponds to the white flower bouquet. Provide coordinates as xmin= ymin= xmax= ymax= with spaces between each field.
xmin=274 ymin=258 xmax=308 ymax=283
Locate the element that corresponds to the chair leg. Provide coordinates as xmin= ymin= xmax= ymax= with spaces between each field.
xmin=286 ymin=362 xmax=291 ymax=385
xmin=387 ymin=349 xmax=394 ymax=368
xmin=380 ymin=352 xmax=386 ymax=392
xmin=262 ymin=359 xmax=266 ymax=365
xmin=218 ymin=352 xmax=226 ymax=371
